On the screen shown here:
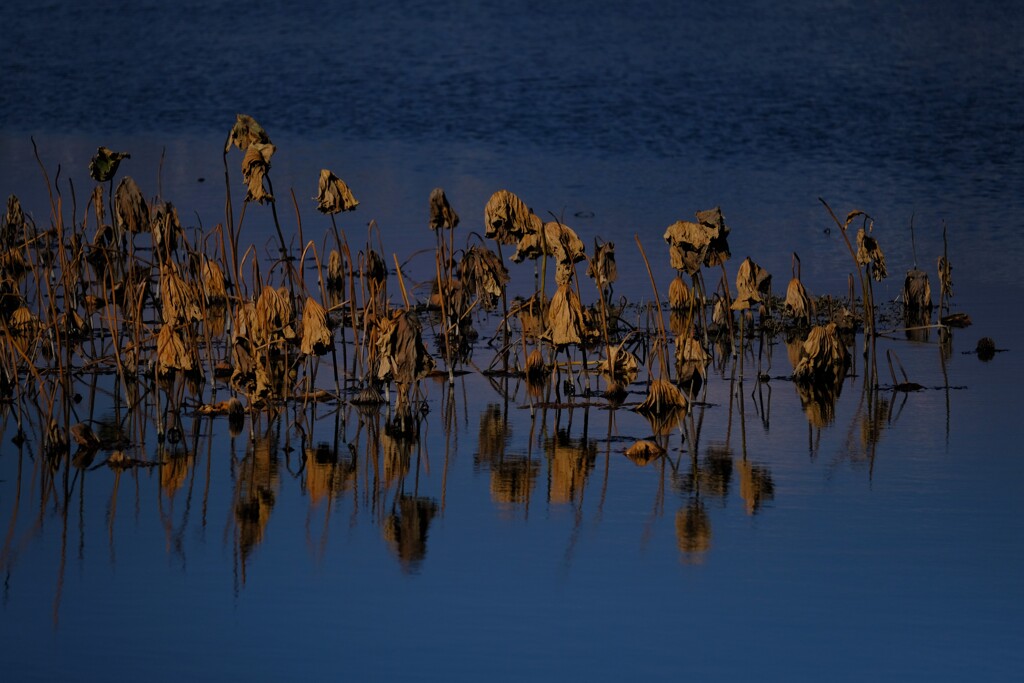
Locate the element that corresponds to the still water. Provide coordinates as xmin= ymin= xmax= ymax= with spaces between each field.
xmin=1 ymin=0 xmax=1023 ymax=680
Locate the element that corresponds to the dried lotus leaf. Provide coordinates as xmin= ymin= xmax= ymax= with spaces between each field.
xmin=663 ymin=220 xmax=709 ymax=275
xmin=89 ymin=146 xmax=130 ymax=182
xmin=457 ymin=245 xmax=508 ymax=309
xmin=856 ymin=228 xmax=887 ymax=281
xmin=902 ymin=268 xmax=932 ymax=311
xmin=624 ymin=440 xmax=664 ymax=466
xmin=484 ymin=189 xmax=538 ymax=245
xmin=784 ymin=277 xmax=814 ymax=322
xmin=226 ymin=113 xmax=271 ymax=152
xmin=428 ymin=187 xmax=459 ymax=230
xmin=300 ymin=297 xmax=333 ymax=356
xmin=544 ymin=283 xmax=585 ymax=347
xmin=316 ymin=169 xmax=358 ymax=214
xmin=114 ymin=176 xmax=149 ymax=235
xmin=586 ymin=240 xmax=617 ymax=289
xmin=242 ymin=142 xmax=275 ymax=204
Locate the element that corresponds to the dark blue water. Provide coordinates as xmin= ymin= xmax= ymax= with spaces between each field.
xmin=1 ymin=1 xmax=1023 ymax=681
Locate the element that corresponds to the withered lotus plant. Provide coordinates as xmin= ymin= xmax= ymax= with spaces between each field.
xmin=675 ymin=334 xmax=711 ymax=387
xmin=586 ymin=239 xmax=617 ymax=293
xmin=428 ymin=187 xmax=459 ymax=231
xmin=114 ymin=176 xmax=149 ymax=236
xmin=241 ymin=143 xmax=276 ymax=204
xmin=695 ymin=206 xmax=731 ymax=268
xmin=669 ymin=275 xmax=693 ymax=311
xmin=663 ymin=220 xmax=710 ymax=276
xmin=785 ymin=277 xmax=814 ymax=324
xmin=510 ymin=220 xmax=586 ymax=285
xmin=902 ymin=268 xmax=932 ymax=312
xmin=159 ymin=263 xmax=201 ymax=325
xmin=544 ymin=282 xmax=586 ymax=347
xmin=856 ymin=226 xmax=887 ymax=281
xmin=254 ymin=285 xmax=297 ymax=347
xmin=226 ymin=113 xmax=271 ymax=153
xmin=458 ymin=245 xmax=509 ymax=311
xmin=150 ymin=201 xmax=181 ymax=259
xmin=792 ymin=322 xmax=851 ymax=386
xmin=326 ymin=249 xmax=345 ymax=293
xmin=597 ymin=341 xmax=639 ymax=395
xmin=88 ymin=146 xmax=130 ymax=183
xmin=157 ymin=322 xmax=201 ymax=378
xmin=374 ymin=309 xmax=435 ymax=388
xmin=300 ymin=297 xmax=333 ymax=356
xmin=731 ymin=256 xmax=771 ymax=312
xmin=636 ymin=378 xmax=688 ymax=418
xmin=316 ymin=169 xmax=359 ymax=214
xmin=3 ymin=195 xmax=25 ymax=246
xmin=484 ymin=189 xmax=541 ymax=246
xmin=202 ymin=258 xmax=228 ymax=304
xmin=624 ymin=439 xmax=665 ymax=466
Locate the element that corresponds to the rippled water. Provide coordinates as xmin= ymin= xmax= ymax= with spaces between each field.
xmin=1 ymin=1 xmax=1023 ymax=681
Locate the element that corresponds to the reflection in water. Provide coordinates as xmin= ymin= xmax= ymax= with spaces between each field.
xmin=490 ymin=457 xmax=540 ymax=506
xmin=233 ymin=429 xmax=280 ymax=582
xmin=673 ymin=443 xmax=733 ymax=500
xmin=675 ymin=499 xmax=712 ymax=563
xmin=304 ymin=442 xmax=357 ymax=507
xmin=546 ymin=430 xmax=596 ymax=505
xmin=737 ymin=459 xmax=775 ymax=515
xmin=159 ymin=447 xmax=193 ymax=499
xmin=383 ymin=495 xmax=438 ymax=573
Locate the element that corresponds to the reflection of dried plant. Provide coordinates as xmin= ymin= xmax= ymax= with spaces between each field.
xmin=383 ymin=496 xmax=439 ymax=572
xmin=737 ymin=460 xmax=775 ymax=515
xmin=675 ymin=499 xmax=712 ymax=557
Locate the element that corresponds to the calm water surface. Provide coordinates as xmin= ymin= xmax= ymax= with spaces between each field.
xmin=1 ymin=0 xmax=1023 ymax=681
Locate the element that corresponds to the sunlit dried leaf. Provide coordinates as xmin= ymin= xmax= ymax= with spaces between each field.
xmin=375 ymin=309 xmax=435 ymax=386
xmin=226 ymin=113 xmax=271 ymax=152
xmin=675 ymin=335 xmax=711 ymax=385
xmin=300 ymin=297 xmax=333 ymax=356
xmin=242 ymin=142 xmax=275 ymax=204
xmin=511 ymin=221 xmax=585 ymax=284
xmin=428 ymin=187 xmax=459 ymax=230
xmin=255 ymin=285 xmax=296 ymax=346
xmin=668 ymin=275 xmax=692 ymax=310
xmin=151 ymin=201 xmax=181 ymax=257
xmin=114 ymin=176 xmax=149 ymax=235
xmin=784 ymin=277 xmax=814 ymax=322
xmin=484 ymin=189 xmax=541 ymax=245
xmin=458 ymin=245 xmax=508 ymax=310
xmin=903 ymin=268 xmax=932 ymax=311
xmin=88 ymin=146 xmax=130 ymax=182
xmin=327 ymin=249 xmax=345 ymax=292
xmin=316 ymin=169 xmax=358 ymax=214
xmin=624 ymin=440 xmax=664 ymax=466
xmin=695 ymin=206 xmax=731 ymax=267
xmin=544 ymin=283 xmax=585 ymax=346
xmin=525 ymin=347 xmax=548 ymax=383
xmin=636 ymin=378 xmax=688 ymax=416
xmin=663 ymin=220 xmax=709 ymax=275
xmin=159 ymin=263 xmax=201 ymax=325
xmin=157 ymin=323 xmax=198 ymax=375
xmin=586 ymin=240 xmax=617 ymax=290
xmin=9 ymin=305 xmax=39 ymax=336
xmin=856 ymin=227 xmax=887 ymax=281
xmin=732 ymin=256 xmax=771 ymax=310
xmin=202 ymin=259 xmax=228 ymax=303
xmin=792 ymin=322 xmax=850 ymax=385
xmin=598 ymin=342 xmax=639 ymax=389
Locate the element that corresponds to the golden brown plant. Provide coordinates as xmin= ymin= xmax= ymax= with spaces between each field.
xmin=316 ymin=169 xmax=359 ymax=214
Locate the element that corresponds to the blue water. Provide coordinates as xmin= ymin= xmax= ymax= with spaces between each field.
xmin=1 ymin=1 xmax=1023 ymax=681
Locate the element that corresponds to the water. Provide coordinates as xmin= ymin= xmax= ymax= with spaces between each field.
xmin=1 ymin=1 xmax=1023 ymax=680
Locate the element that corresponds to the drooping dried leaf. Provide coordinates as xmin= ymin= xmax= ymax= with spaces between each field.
xmin=365 ymin=248 xmax=387 ymax=291
xmin=88 ymin=146 xmax=130 ymax=182
xmin=9 ymin=305 xmax=39 ymax=336
xmin=586 ymin=240 xmax=617 ymax=289
xmin=114 ymin=176 xmax=149 ymax=235
xmin=327 ymin=249 xmax=346 ymax=292
xmin=226 ymin=113 xmax=271 ymax=153
xmin=624 ymin=440 xmax=664 ymax=466
xmin=428 ymin=187 xmax=459 ymax=230
xmin=300 ymin=297 xmax=333 ymax=356
xmin=903 ymin=268 xmax=932 ymax=311
xmin=732 ymin=256 xmax=771 ymax=311
xmin=668 ymin=275 xmax=692 ymax=310
xmin=0 ymin=247 xmax=28 ymax=280
xmin=695 ymin=206 xmax=731 ymax=267
xmin=784 ymin=277 xmax=814 ymax=322
xmin=458 ymin=245 xmax=508 ymax=309
xmin=316 ymin=169 xmax=358 ymax=214
xmin=597 ymin=342 xmax=639 ymax=389
xmin=242 ymin=143 xmax=275 ymax=204
xmin=636 ymin=378 xmax=688 ymax=417
xmin=792 ymin=322 xmax=851 ymax=386
xmin=375 ymin=309 xmax=435 ymax=386
xmin=525 ymin=347 xmax=548 ymax=383
xmin=160 ymin=263 xmax=201 ymax=325
xmin=544 ymin=283 xmax=585 ymax=347
xmin=675 ymin=335 xmax=711 ymax=385
xmin=157 ymin=323 xmax=197 ymax=375
xmin=856 ymin=228 xmax=887 ymax=281
xmin=510 ymin=221 xmax=585 ymax=284
xmin=150 ymin=201 xmax=181 ymax=257
xmin=663 ymin=220 xmax=709 ymax=275
xmin=255 ymin=285 xmax=296 ymax=345
xmin=484 ymin=189 xmax=540 ymax=245
xmin=202 ymin=258 xmax=228 ymax=303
